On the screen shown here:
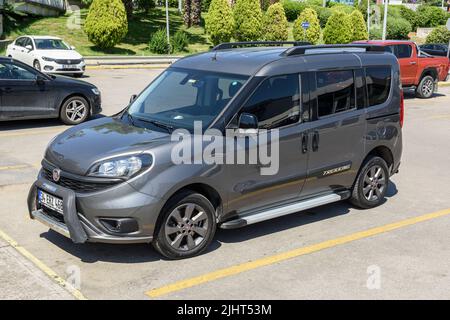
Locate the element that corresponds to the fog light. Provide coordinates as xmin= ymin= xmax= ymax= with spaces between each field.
xmin=99 ymin=218 xmax=138 ymax=234
xmin=44 ymin=66 xmax=54 ymax=71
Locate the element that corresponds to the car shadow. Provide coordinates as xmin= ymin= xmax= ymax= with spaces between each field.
xmin=37 ymin=181 xmax=398 ymax=263
xmin=0 ymin=115 xmax=106 ymax=132
xmin=403 ymin=89 xmax=446 ymax=100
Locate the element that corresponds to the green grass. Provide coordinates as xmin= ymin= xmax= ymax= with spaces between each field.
xmin=3 ymin=7 xmax=213 ymax=56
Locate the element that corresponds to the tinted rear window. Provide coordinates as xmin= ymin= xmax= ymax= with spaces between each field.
xmin=395 ymin=45 xmax=412 ymax=59
xmin=365 ymin=67 xmax=392 ymax=106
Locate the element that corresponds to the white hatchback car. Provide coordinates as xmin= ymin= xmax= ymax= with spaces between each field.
xmin=6 ymin=36 xmax=86 ymax=77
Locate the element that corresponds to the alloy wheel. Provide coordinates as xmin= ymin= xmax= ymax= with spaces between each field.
xmin=362 ymin=165 xmax=386 ymax=202
xmin=66 ymin=99 xmax=87 ymax=123
xmin=164 ymin=203 xmax=209 ymax=252
xmin=421 ymin=79 xmax=434 ymax=97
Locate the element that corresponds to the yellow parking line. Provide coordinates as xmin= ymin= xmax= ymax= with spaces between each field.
xmin=0 ymin=128 xmax=63 ymax=138
xmin=0 ymin=229 xmax=87 ymax=300
xmin=429 ymin=114 xmax=450 ymax=120
xmin=0 ymin=164 xmax=29 ymax=171
xmin=146 ymin=208 xmax=450 ymax=298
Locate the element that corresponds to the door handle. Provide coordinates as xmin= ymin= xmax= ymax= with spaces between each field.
xmin=312 ymin=131 xmax=319 ymax=152
xmin=301 ymin=133 xmax=308 ymax=154
xmin=409 ymin=61 xmax=417 ymax=65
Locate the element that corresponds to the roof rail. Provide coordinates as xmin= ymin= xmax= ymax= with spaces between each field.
xmin=212 ymin=41 xmax=311 ymax=51
xmin=282 ymin=44 xmax=385 ymax=56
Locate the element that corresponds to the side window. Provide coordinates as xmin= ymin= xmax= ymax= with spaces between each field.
xmin=5 ymin=63 xmax=37 ymax=80
xmin=15 ymin=38 xmax=25 ymax=47
xmin=355 ymin=69 xmax=365 ymax=109
xmin=395 ymin=45 xmax=412 ymax=59
xmin=240 ymin=74 xmax=300 ymax=129
xmin=316 ymin=70 xmax=355 ymax=117
xmin=24 ymin=38 xmax=33 ymax=49
xmin=365 ymin=66 xmax=392 ymax=107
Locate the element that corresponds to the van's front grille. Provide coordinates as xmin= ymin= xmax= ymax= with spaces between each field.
xmin=42 ymin=168 xmax=120 ymax=193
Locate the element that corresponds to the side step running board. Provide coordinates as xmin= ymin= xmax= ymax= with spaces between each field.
xmin=220 ymin=191 xmax=350 ymax=229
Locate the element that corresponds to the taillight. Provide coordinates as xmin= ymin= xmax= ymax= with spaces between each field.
xmin=400 ymin=89 xmax=404 ymax=128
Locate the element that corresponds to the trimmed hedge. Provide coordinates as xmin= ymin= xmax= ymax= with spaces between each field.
xmin=281 ymin=0 xmax=307 ymax=22
xmin=426 ymin=26 xmax=450 ymax=44
xmin=205 ymin=0 xmax=234 ymax=46
xmin=387 ymin=17 xmax=412 ymax=40
xmin=263 ymin=3 xmax=289 ymax=41
xmin=416 ymin=5 xmax=448 ymax=28
xmin=293 ymin=7 xmax=320 ymax=44
xmin=323 ymin=11 xmax=353 ymax=44
xmin=233 ymin=0 xmax=263 ymax=41
xmin=350 ymin=10 xmax=368 ymax=42
xmin=84 ymin=0 xmax=128 ymax=49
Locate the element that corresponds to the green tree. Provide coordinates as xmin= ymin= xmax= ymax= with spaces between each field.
xmin=323 ymin=11 xmax=352 ymax=44
xmin=293 ymin=7 xmax=320 ymax=44
xmin=350 ymin=10 xmax=368 ymax=42
xmin=84 ymin=0 xmax=128 ymax=49
xmin=205 ymin=0 xmax=235 ymax=45
xmin=233 ymin=0 xmax=263 ymax=41
xmin=263 ymin=3 xmax=289 ymax=41
xmin=387 ymin=17 xmax=411 ymax=40
xmin=426 ymin=26 xmax=450 ymax=44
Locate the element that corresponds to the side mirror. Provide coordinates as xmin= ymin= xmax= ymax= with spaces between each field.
xmin=25 ymin=45 xmax=33 ymax=51
xmin=36 ymin=75 xmax=46 ymax=86
xmin=238 ymin=113 xmax=258 ymax=130
xmin=70 ymin=46 xmax=76 ymax=50
xmin=130 ymin=94 xmax=137 ymax=104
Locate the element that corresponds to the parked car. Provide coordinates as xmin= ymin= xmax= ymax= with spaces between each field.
xmin=28 ymin=42 xmax=403 ymax=259
xmin=6 ymin=36 xmax=86 ymax=77
xmin=419 ymin=43 xmax=449 ymax=57
xmin=354 ymin=40 xmax=450 ymax=98
xmin=0 ymin=57 xmax=101 ymax=125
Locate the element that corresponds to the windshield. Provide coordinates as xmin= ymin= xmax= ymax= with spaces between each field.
xmin=35 ymin=39 xmax=70 ymax=50
xmin=126 ymin=68 xmax=248 ymax=132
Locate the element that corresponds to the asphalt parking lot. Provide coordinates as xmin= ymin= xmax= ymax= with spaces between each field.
xmin=1 ymin=68 xmax=450 ymax=300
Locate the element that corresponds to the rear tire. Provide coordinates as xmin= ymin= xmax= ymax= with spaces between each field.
xmin=60 ymin=96 xmax=90 ymax=125
xmin=416 ymin=75 xmax=435 ymax=99
xmin=153 ymin=191 xmax=217 ymax=260
xmin=350 ymin=156 xmax=390 ymax=209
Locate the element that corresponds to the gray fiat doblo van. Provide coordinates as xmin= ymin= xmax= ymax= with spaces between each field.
xmin=28 ymin=43 xmax=403 ymax=259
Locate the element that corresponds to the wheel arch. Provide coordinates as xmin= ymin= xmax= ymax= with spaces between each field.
xmin=419 ymin=68 xmax=438 ymax=82
xmin=365 ymin=146 xmax=394 ymax=173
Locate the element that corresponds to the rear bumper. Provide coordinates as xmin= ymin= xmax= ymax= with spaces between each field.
xmin=27 ymin=172 xmax=161 ymax=244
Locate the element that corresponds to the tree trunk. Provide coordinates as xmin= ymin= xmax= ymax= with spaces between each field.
xmin=184 ymin=0 xmax=192 ymax=28
xmin=191 ymin=0 xmax=201 ymax=26
xmin=122 ymin=0 xmax=133 ymax=20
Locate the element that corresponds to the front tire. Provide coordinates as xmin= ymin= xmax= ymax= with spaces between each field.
xmin=33 ymin=60 xmax=41 ymax=71
xmin=60 ymin=96 xmax=90 ymax=125
xmin=153 ymin=191 xmax=217 ymax=260
xmin=416 ymin=75 xmax=435 ymax=99
xmin=350 ymin=156 xmax=390 ymax=209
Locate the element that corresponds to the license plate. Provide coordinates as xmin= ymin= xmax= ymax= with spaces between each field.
xmin=62 ymin=65 xmax=76 ymax=69
xmin=38 ymin=190 xmax=63 ymax=214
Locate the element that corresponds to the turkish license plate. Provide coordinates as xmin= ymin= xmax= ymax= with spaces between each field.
xmin=38 ymin=190 xmax=63 ymax=214
xmin=62 ymin=65 xmax=76 ymax=69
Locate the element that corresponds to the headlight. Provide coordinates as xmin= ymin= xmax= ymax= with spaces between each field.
xmin=42 ymin=57 xmax=55 ymax=62
xmin=88 ymin=154 xmax=152 ymax=178
xmin=91 ymin=88 xmax=100 ymax=95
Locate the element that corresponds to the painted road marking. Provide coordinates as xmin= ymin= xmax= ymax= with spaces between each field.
xmin=0 ymin=229 xmax=87 ymax=300
xmin=0 ymin=163 xmax=41 ymax=171
xmin=146 ymin=208 xmax=450 ymax=298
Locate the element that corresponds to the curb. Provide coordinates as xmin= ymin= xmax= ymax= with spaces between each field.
xmin=439 ymin=81 xmax=450 ymax=87
xmin=84 ymin=56 xmax=183 ymax=67
xmin=86 ymin=64 xmax=169 ymax=70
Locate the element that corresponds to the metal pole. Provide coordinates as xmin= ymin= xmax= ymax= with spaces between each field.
xmin=165 ymin=0 xmax=170 ymax=50
xmin=178 ymin=0 xmax=182 ymax=13
xmin=323 ymin=0 xmax=326 ymax=8
xmin=382 ymin=0 xmax=388 ymax=40
xmin=367 ymin=0 xmax=370 ymax=40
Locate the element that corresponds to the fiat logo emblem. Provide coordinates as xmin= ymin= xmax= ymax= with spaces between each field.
xmin=52 ymin=168 xmax=61 ymax=182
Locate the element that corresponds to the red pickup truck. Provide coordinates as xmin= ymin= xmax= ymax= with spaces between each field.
xmin=354 ymin=40 xmax=450 ymax=98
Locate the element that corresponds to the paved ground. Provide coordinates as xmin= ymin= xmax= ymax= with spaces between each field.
xmin=0 ymin=68 xmax=449 ymax=300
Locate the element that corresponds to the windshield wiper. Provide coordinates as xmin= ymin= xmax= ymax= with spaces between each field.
xmin=134 ymin=116 xmax=174 ymax=133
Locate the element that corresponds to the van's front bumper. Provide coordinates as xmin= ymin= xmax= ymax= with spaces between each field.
xmin=27 ymin=169 xmax=163 ymax=244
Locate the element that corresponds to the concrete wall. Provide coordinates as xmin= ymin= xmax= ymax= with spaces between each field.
xmin=12 ymin=0 xmax=67 ymax=17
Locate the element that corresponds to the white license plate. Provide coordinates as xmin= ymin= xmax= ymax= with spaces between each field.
xmin=38 ymin=190 xmax=63 ymax=214
xmin=62 ymin=65 xmax=76 ymax=69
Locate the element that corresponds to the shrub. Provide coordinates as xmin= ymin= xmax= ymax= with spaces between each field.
xmin=149 ymin=28 xmax=170 ymax=54
xmin=350 ymin=10 xmax=368 ymax=42
xmin=171 ymin=30 xmax=189 ymax=52
xmin=330 ymin=4 xmax=354 ymax=15
xmin=281 ymin=0 xmax=306 ymax=21
xmin=137 ymin=0 xmax=155 ymax=12
xmin=426 ymin=26 xmax=450 ymax=44
xmin=312 ymin=5 xmax=333 ymax=28
xmin=205 ymin=0 xmax=234 ymax=46
xmin=323 ymin=11 xmax=352 ymax=44
xmin=387 ymin=17 xmax=412 ymax=40
xmin=293 ymin=7 xmax=320 ymax=44
xmin=369 ymin=27 xmax=382 ymax=40
xmin=263 ymin=3 xmax=289 ymax=41
xmin=84 ymin=0 xmax=128 ymax=49
xmin=233 ymin=0 xmax=263 ymax=41
xmin=416 ymin=5 xmax=447 ymax=28
xmin=399 ymin=6 xmax=418 ymax=31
